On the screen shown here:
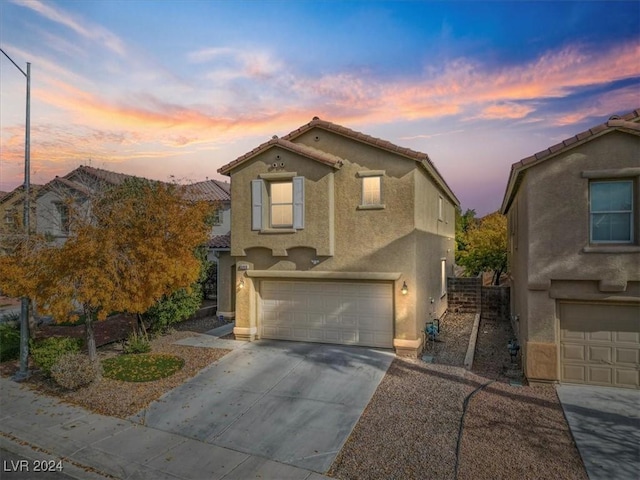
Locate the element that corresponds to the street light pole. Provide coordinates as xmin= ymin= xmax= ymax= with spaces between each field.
xmin=1 ymin=48 xmax=31 ymax=381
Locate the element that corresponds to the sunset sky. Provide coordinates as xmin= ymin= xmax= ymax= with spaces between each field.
xmin=1 ymin=0 xmax=638 ymax=214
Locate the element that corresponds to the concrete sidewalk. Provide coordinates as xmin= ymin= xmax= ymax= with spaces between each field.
xmin=0 ymin=374 xmax=330 ymax=480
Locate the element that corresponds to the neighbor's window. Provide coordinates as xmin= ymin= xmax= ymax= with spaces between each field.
xmin=270 ymin=181 xmax=293 ymax=227
xmin=362 ymin=176 xmax=381 ymax=206
xmin=212 ymin=208 xmax=222 ymax=226
xmin=590 ymin=180 xmax=633 ymax=243
xmin=4 ymin=208 xmax=16 ymax=225
xmin=55 ymin=202 xmax=70 ymax=234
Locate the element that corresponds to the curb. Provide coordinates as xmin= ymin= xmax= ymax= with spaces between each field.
xmin=463 ymin=313 xmax=481 ymax=370
xmin=0 ymin=433 xmax=113 ymax=480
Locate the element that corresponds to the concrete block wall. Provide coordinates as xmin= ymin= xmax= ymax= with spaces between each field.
xmin=448 ymin=275 xmax=510 ymax=321
xmin=447 ymin=276 xmax=481 ymax=313
xmin=481 ymin=286 xmax=510 ymax=321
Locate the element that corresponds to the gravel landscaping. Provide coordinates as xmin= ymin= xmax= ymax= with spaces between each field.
xmin=328 ymin=312 xmax=588 ymax=480
xmin=0 ymin=316 xmax=231 ymax=419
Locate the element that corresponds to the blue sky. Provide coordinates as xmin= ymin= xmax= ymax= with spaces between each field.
xmin=1 ymin=0 xmax=638 ymax=214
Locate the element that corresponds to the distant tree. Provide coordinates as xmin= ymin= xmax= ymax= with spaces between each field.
xmin=457 ymin=211 xmax=507 ymax=285
xmin=454 ymin=208 xmax=478 ymax=263
xmin=0 ymin=179 xmax=212 ymax=360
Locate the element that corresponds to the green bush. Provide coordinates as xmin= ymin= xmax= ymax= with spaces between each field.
xmin=51 ymin=353 xmax=102 ymax=390
xmin=0 ymin=324 xmax=20 ymax=362
xmin=144 ymin=284 xmax=203 ymax=332
xmin=30 ymin=337 xmax=82 ymax=375
xmin=123 ymin=330 xmax=151 ymax=354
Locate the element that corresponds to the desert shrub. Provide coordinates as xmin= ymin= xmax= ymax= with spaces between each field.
xmin=0 ymin=323 xmax=20 ymax=362
xmin=123 ymin=330 xmax=151 ymax=354
xmin=145 ymin=284 xmax=203 ymax=333
xmin=51 ymin=353 xmax=102 ymax=390
xmin=30 ymin=337 xmax=82 ymax=375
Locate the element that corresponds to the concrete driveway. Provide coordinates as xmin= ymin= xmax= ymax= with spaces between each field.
xmin=132 ymin=339 xmax=394 ymax=473
xmin=556 ymin=384 xmax=640 ymax=480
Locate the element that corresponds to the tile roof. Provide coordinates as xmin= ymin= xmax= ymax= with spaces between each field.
xmin=0 ymin=184 xmax=43 ymax=204
xmin=218 ymin=117 xmax=459 ymax=206
xmin=218 ymin=136 xmax=345 ymax=175
xmin=501 ymin=109 xmax=640 ymax=214
xmin=184 ymin=179 xmax=231 ymax=202
xmin=68 ymin=165 xmax=138 ymax=185
xmin=208 ymin=233 xmax=230 ymax=249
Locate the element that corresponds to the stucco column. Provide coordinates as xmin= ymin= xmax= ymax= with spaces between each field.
xmin=524 ymin=289 xmax=558 ymax=383
xmin=233 ymin=262 xmax=257 ymax=341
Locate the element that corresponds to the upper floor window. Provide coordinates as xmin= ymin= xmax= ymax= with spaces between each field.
xmin=362 ymin=176 xmax=381 ymax=206
xmin=251 ymin=176 xmax=304 ymax=231
xmin=590 ymin=180 xmax=634 ymax=243
xmin=438 ymin=196 xmax=444 ymax=221
xmin=212 ymin=208 xmax=222 ymax=226
xmin=54 ymin=202 xmax=70 ymax=234
xmin=270 ymin=181 xmax=293 ymax=228
xmin=357 ymin=170 xmax=385 ymax=209
xmin=4 ymin=208 xmax=16 ymax=226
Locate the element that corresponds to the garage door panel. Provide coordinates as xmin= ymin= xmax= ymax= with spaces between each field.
xmin=588 ymin=346 xmax=612 ymax=363
xmin=589 ymin=331 xmax=612 ymax=342
xmin=562 ymin=344 xmax=586 ymax=361
xmin=589 ymin=367 xmax=613 ymax=385
xmin=617 ymin=370 xmax=639 ymax=388
xmin=260 ymin=280 xmax=393 ymax=348
xmin=616 ymin=348 xmax=639 ymax=364
xmin=617 ymin=331 xmax=640 ymax=343
xmin=560 ymin=302 xmax=639 ymax=389
xmin=563 ymin=365 xmax=586 ymax=383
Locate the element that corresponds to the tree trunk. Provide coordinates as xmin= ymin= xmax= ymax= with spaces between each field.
xmin=85 ymin=310 xmax=97 ymax=361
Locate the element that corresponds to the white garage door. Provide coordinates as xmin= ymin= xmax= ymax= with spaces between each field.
xmin=560 ymin=302 xmax=640 ymax=389
xmin=260 ymin=280 xmax=393 ymax=348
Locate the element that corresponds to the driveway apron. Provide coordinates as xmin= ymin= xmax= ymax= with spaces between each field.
xmin=556 ymin=384 xmax=640 ymax=480
xmin=131 ymin=340 xmax=394 ymax=473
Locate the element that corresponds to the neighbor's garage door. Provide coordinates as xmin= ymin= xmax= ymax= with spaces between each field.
xmin=560 ymin=302 xmax=640 ymax=389
xmin=260 ymin=280 xmax=393 ymax=348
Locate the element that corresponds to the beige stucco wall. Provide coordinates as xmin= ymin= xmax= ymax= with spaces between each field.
xmin=228 ymin=127 xmax=457 ymax=354
xmin=507 ymin=130 xmax=640 ymax=383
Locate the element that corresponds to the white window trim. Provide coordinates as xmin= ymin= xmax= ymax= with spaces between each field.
xmin=270 ymin=181 xmax=294 ymax=228
xmin=440 ymin=258 xmax=447 ymax=298
xmin=438 ymin=196 xmax=444 ymax=222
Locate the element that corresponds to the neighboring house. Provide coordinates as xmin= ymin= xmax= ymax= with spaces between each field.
xmin=36 ymin=165 xmax=233 ymax=315
xmin=218 ymin=117 xmax=459 ymax=356
xmin=0 ymin=184 xmax=42 ymax=253
xmin=36 ymin=165 xmax=135 ymax=242
xmin=183 ymin=179 xmax=233 ymax=318
xmin=501 ymin=110 xmax=640 ymax=389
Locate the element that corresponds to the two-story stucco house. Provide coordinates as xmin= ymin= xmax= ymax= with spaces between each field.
xmin=36 ymin=165 xmax=136 ymax=242
xmin=218 ymin=117 xmax=459 ymax=356
xmin=501 ymin=110 xmax=640 ymax=389
xmin=0 ymin=184 xmax=41 ymax=254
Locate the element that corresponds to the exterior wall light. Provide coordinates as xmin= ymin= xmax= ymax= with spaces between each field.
xmin=239 ymin=278 xmax=245 ymax=289
xmin=401 ymin=281 xmax=408 ymax=295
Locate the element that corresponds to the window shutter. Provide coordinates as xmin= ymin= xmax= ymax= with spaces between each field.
xmin=251 ymin=179 xmax=263 ymax=230
xmin=293 ymin=176 xmax=305 ymax=229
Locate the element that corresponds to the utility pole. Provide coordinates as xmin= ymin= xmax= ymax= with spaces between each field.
xmin=1 ymin=48 xmax=31 ymax=381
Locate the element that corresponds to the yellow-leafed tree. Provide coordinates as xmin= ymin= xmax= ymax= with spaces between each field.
xmin=457 ymin=211 xmax=507 ymax=285
xmin=0 ymin=179 xmax=212 ymax=360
